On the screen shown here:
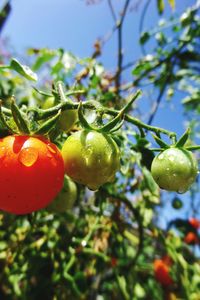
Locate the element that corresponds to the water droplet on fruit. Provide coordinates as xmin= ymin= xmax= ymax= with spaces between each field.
xmin=19 ymin=147 xmax=38 ymax=167
xmin=158 ymin=154 xmax=164 ymax=160
xmin=177 ymin=188 xmax=188 ymax=194
xmin=47 ymin=144 xmax=57 ymax=154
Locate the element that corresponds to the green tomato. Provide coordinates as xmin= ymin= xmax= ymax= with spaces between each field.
xmin=58 ymin=109 xmax=78 ymax=132
xmin=151 ymin=147 xmax=198 ymax=193
xmin=61 ymin=130 xmax=120 ymax=190
xmin=42 ymin=97 xmax=77 ymax=132
xmin=172 ymin=197 xmax=183 ymax=209
xmin=46 ymin=175 xmax=77 ymax=213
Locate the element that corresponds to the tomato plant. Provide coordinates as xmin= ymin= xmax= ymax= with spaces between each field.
xmin=61 ymin=129 xmax=120 ymax=190
xmin=46 ymin=175 xmax=77 ymax=213
xmin=0 ymin=135 xmax=64 ymax=214
xmin=43 ymin=97 xmax=78 ymax=132
xmin=151 ymin=147 xmax=198 ymax=193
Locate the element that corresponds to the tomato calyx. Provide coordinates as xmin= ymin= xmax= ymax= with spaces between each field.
xmin=77 ymin=90 xmax=141 ymax=134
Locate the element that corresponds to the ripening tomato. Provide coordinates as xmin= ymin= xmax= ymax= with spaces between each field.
xmin=151 ymin=147 xmax=198 ymax=193
xmin=184 ymin=232 xmax=199 ymax=245
xmin=61 ymin=130 xmax=120 ymax=190
xmin=43 ymin=97 xmax=77 ymax=132
xmin=188 ymin=217 xmax=200 ymax=230
xmin=46 ymin=175 xmax=77 ymax=213
xmin=153 ymin=256 xmax=173 ymax=287
xmin=0 ymin=135 xmax=64 ymax=214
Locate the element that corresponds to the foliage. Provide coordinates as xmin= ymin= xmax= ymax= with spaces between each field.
xmin=0 ymin=1 xmax=199 ymax=299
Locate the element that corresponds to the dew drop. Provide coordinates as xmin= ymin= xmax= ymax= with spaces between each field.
xmin=19 ymin=147 xmax=38 ymax=167
xmin=47 ymin=144 xmax=57 ymax=154
xmin=158 ymin=154 xmax=164 ymax=160
xmin=47 ymin=152 xmax=53 ymax=158
xmin=177 ymin=188 xmax=188 ymax=194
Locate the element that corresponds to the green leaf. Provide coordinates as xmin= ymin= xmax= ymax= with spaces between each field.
xmin=10 ymin=58 xmax=38 ymax=81
xmin=175 ymin=128 xmax=190 ymax=147
xmin=157 ymin=0 xmax=164 ymax=14
xmin=11 ymin=99 xmax=30 ymax=134
xmin=152 ymin=134 xmax=168 ymax=148
xmin=140 ymin=32 xmax=150 ymax=45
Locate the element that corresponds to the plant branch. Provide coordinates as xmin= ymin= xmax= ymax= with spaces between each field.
xmin=107 ymin=0 xmax=117 ymax=21
xmin=115 ymin=0 xmax=131 ymax=95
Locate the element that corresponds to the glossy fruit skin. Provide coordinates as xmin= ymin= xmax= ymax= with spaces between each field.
xmin=0 ymin=135 xmax=64 ymax=215
xmin=43 ymin=97 xmax=77 ymax=132
xmin=151 ymin=147 xmax=198 ymax=193
xmin=153 ymin=256 xmax=173 ymax=287
xmin=61 ymin=130 xmax=120 ymax=190
xmin=46 ymin=175 xmax=77 ymax=213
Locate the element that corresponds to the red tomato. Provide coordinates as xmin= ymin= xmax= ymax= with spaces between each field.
xmin=189 ymin=218 xmax=200 ymax=230
xmin=184 ymin=232 xmax=199 ymax=245
xmin=0 ymin=135 xmax=64 ymax=214
xmin=153 ymin=257 xmax=173 ymax=287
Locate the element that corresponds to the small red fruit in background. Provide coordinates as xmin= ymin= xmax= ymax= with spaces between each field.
xmin=184 ymin=232 xmax=199 ymax=245
xmin=188 ymin=218 xmax=200 ymax=230
xmin=153 ymin=256 xmax=173 ymax=287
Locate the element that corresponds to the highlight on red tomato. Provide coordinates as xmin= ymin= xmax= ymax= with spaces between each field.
xmin=46 ymin=175 xmax=77 ymax=213
xmin=153 ymin=256 xmax=174 ymax=287
xmin=0 ymin=135 xmax=64 ymax=215
xmin=61 ymin=129 xmax=120 ymax=190
xmin=151 ymin=147 xmax=198 ymax=193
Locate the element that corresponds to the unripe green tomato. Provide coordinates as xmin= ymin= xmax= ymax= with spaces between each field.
xmin=151 ymin=147 xmax=198 ymax=193
xmin=46 ymin=175 xmax=77 ymax=213
xmin=42 ymin=97 xmax=78 ymax=133
xmin=61 ymin=130 xmax=120 ymax=190
xmin=172 ymin=197 xmax=183 ymax=209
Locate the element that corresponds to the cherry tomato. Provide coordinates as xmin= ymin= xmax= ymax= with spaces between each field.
xmin=172 ymin=197 xmax=183 ymax=209
xmin=46 ymin=175 xmax=77 ymax=213
xmin=188 ymin=217 xmax=200 ymax=229
xmin=61 ymin=130 xmax=120 ymax=190
xmin=0 ymin=135 xmax=64 ymax=214
xmin=151 ymin=147 xmax=198 ymax=193
xmin=184 ymin=232 xmax=199 ymax=245
xmin=153 ymin=256 xmax=173 ymax=287
xmin=43 ymin=97 xmax=77 ymax=132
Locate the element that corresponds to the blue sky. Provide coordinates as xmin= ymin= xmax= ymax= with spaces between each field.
xmin=1 ymin=0 xmax=195 ymax=135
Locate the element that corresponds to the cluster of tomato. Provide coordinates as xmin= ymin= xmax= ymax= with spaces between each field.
xmin=0 ymin=102 xmax=198 ymax=215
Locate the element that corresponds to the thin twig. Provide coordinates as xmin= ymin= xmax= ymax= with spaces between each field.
xmin=107 ymin=0 xmax=117 ymax=21
xmin=147 ymin=81 xmax=168 ymax=125
xmin=115 ymin=0 xmax=131 ymax=95
xmin=139 ymin=0 xmax=151 ymax=55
